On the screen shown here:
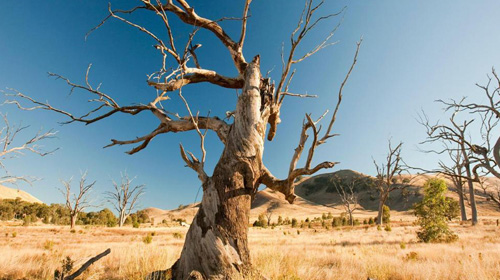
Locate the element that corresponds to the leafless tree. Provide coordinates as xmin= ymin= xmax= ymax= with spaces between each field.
xmin=419 ymin=109 xmax=479 ymax=225
xmin=264 ymin=211 xmax=273 ymax=226
xmin=0 ymin=113 xmax=57 ymax=186
xmin=331 ymin=175 xmax=358 ymax=226
xmin=6 ymin=1 xmax=361 ymax=278
xmin=439 ymin=145 xmax=468 ymax=221
xmin=373 ymin=141 xmax=410 ymax=225
xmin=438 ymin=68 xmax=500 ymax=209
xmin=417 ymin=122 xmax=469 ymax=222
xmin=105 ymin=173 xmax=146 ymax=227
xmin=60 ymin=172 xmax=95 ymax=229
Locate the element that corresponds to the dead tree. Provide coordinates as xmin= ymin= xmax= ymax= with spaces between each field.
xmin=6 ymin=1 xmax=361 ymax=278
xmin=417 ymin=123 xmax=469 ymax=222
xmin=439 ymin=145 xmax=468 ymax=221
xmin=372 ymin=141 xmax=409 ymax=225
xmin=0 ymin=113 xmax=56 ymax=186
xmin=439 ymin=68 xmax=500 ymax=209
xmin=105 ymin=173 xmax=145 ymax=227
xmin=331 ymin=175 xmax=358 ymax=226
xmin=420 ymin=110 xmax=479 ymax=225
xmin=54 ymin=248 xmax=111 ymax=280
xmin=60 ymin=172 xmax=95 ymax=229
xmin=264 ymin=211 xmax=273 ymax=226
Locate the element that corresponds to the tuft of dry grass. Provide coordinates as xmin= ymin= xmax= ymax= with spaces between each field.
xmin=0 ymin=222 xmax=499 ymax=279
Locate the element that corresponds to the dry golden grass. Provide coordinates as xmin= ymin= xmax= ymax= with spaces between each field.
xmin=1 ymin=221 xmax=499 ymax=280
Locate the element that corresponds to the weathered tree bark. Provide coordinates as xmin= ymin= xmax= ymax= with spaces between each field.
xmin=171 ymin=57 xmax=267 ymax=279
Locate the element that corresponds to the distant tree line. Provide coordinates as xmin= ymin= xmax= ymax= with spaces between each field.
xmin=0 ymin=197 xmax=149 ymax=227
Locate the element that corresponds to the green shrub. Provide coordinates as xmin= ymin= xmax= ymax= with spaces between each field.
xmin=172 ymin=232 xmax=183 ymax=239
xmin=414 ymin=178 xmax=458 ymax=243
xmin=143 ymin=233 xmax=153 ymax=244
xmin=332 ymin=217 xmax=342 ymax=227
xmin=11 ymin=232 xmax=17 ymax=238
xmin=291 ymin=218 xmax=298 ymax=228
xmin=133 ymin=221 xmax=140 ymax=228
xmin=444 ymin=197 xmax=460 ymax=221
xmin=404 ymin=251 xmax=419 ymax=261
xmin=384 ymin=224 xmax=392 ymax=232
xmin=382 ymin=205 xmax=391 ymax=224
xmin=44 ymin=240 xmax=54 ymax=250
xmin=368 ymin=217 xmax=374 ymax=225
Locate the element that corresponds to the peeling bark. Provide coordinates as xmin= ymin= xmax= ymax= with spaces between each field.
xmin=172 ymin=57 xmax=266 ymax=279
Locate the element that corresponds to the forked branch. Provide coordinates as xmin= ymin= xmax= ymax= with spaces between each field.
xmin=261 ymin=39 xmax=362 ymax=203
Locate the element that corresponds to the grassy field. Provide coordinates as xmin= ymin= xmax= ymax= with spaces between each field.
xmin=1 ymin=220 xmax=500 ymax=280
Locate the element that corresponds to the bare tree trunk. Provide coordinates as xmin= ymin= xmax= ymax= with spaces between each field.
xmin=70 ymin=214 xmax=77 ymax=229
xmin=376 ymin=193 xmax=386 ymax=225
xmin=465 ymin=176 xmax=478 ymax=225
xmin=456 ymin=181 xmax=468 ymax=221
xmin=119 ymin=210 xmax=126 ymax=227
xmin=171 ymin=57 xmax=266 ymax=279
xmin=463 ymin=160 xmax=478 ymax=225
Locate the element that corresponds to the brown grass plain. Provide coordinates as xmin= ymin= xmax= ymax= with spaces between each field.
xmin=1 ymin=218 xmax=499 ymax=280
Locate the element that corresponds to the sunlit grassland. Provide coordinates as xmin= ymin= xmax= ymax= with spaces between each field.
xmin=1 ymin=221 xmax=499 ymax=280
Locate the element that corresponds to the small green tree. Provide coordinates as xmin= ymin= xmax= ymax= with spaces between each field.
xmin=382 ymin=205 xmax=391 ymax=224
xmin=258 ymin=213 xmax=268 ymax=228
xmin=414 ymin=178 xmax=458 ymax=243
xmin=444 ymin=197 xmax=460 ymax=221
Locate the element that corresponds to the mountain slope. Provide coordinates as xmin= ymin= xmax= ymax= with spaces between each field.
xmin=144 ymin=169 xmax=500 ymax=224
xmin=0 ymin=185 xmax=43 ymax=203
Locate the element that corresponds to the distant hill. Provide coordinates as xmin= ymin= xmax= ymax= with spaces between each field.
xmin=143 ymin=169 xmax=500 ymax=224
xmin=295 ymin=169 xmax=422 ymax=212
xmin=0 ymin=185 xmax=43 ymax=204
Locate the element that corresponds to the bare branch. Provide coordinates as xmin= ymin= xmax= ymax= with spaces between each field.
xmin=0 ymin=113 xmax=57 ymax=186
xmin=319 ymin=38 xmax=362 ymax=144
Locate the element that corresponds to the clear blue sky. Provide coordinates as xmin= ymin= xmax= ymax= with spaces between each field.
xmin=1 ymin=1 xmax=499 ymax=210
